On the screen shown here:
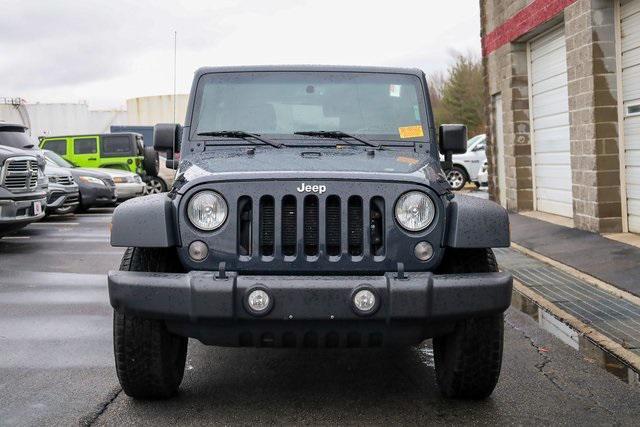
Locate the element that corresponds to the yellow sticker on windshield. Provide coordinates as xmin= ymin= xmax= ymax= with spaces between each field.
xmin=398 ymin=125 xmax=424 ymax=139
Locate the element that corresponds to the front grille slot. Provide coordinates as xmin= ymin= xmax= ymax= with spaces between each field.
xmin=325 ymin=196 xmax=341 ymax=256
xmin=259 ymin=196 xmax=275 ymax=256
xmin=303 ymin=195 xmax=319 ymax=256
xmin=348 ymin=196 xmax=363 ymax=256
xmin=281 ymin=195 xmax=297 ymax=256
xmin=237 ymin=196 xmax=252 ymax=256
xmin=57 ymin=176 xmax=73 ymax=185
xmin=370 ymin=197 xmax=385 ymax=256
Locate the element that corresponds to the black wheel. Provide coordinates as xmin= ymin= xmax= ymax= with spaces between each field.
xmin=113 ymin=247 xmax=187 ymax=399
xmin=143 ymin=145 xmax=160 ymax=176
xmin=446 ymin=166 xmax=468 ymax=191
xmin=143 ymin=176 xmax=167 ymax=195
xmin=433 ymin=248 xmax=504 ymax=399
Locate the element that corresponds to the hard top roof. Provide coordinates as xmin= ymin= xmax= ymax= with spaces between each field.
xmin=194 ymin=65 xmax=424 ymax=78
xmin=41 ymin=132 xmax=143 ymax=139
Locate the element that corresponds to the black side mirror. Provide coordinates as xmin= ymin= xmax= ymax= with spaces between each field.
xmin=153 ymin=123 xmax=182 ymax=154
xmin=439 ymin=124 xmax=467 ymax=170
xmin=164 ymin=150 xmax=179 ymax=170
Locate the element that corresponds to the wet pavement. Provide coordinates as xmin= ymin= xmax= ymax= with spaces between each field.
xmin=1 ymin=207 xmax=640 ymax=426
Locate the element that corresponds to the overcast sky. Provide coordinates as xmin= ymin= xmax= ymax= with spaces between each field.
xmin=1 ymin=0 xmax=481 ymax=110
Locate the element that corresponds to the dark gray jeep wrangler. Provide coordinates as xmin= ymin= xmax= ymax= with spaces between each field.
xmin=108 ymin=66 xmax=512 ymax=400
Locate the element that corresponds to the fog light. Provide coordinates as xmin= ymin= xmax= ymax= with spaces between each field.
xmin=414 ymin=241 xmax=433 ymax=261
xmin=188 ymin=240 xmax=208 ymax=261
xmin=246 ymin=288 xmax=272 ymax=315
xmin=352 ymin=288 xmax=378 ymax=315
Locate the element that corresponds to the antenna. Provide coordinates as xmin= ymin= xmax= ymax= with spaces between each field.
xmin=173 ymin=30 xmax=177 ymax=124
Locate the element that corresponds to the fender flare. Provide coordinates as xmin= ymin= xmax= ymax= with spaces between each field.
xmin=110 ymin=193 xmax=177 ymax=247
xmin=445 ymin=194 xmax=510 ymax=248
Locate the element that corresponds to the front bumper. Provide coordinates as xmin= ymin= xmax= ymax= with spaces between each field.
xmin=115 ymin=182 xmax=145 ymax=201
xmin=47 ymin=185 xmax=80 ymax=211
xmin=108 ymin=270 xmax=512 ymax=346
xmin=0 ymin=196 xmax=47 ymax=225
xmin=80 ymin=183 xmax=117 ymax=207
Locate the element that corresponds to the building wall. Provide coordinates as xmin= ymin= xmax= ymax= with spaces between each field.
xmin=126 ymin=94 xmax=188 ymax=126
xmin=1 ymin=100 xmax=127 ymax=137
xmin=481 ymin=0 xmax=624 ymax=233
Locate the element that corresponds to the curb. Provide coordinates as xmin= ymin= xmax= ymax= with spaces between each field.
xmin=510 ymin=242 xmax=640 ymax=306
xmin=512 ymin=279 xmax=640 ymax=375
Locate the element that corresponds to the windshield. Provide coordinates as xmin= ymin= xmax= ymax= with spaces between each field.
xmin=0 ymin=128 xmax=36 ymax=149
xmin=44 ymin=150 xmax=74 ymax=168
xmin=192 ymin=71 xmax=429 ymax=142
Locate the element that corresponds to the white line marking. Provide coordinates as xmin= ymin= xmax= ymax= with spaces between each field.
xmin=31 ymin=222 xmax=80 ymax=226
xmin=0 ymin=236 xmax=30 ymax=240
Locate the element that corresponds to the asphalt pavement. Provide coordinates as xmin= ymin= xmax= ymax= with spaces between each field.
xmin=1 ymin=207 xmax=639 ymax=426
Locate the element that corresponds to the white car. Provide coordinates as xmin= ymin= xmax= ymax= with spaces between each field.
xmin=440 ymin=134 xmax=487 ymax=191
xmin=88 ymin=169 xmax=145 ymax=202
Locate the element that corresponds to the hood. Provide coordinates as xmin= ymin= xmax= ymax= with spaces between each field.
xmin=0 ymin=145 xmax=37 ymax=163
xmin=174 ymin=146 xmax=449 ymax=195
xmin=44 ymin=164 xmax=73 ymax=178
xmin=68 ymin=167 xmax=112 ymax=180
xmin=85 ymin=168 xmax=137 ymax=178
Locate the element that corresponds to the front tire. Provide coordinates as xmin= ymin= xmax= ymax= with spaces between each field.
xmin=446 ymin=166 xmax=468 ymax=191
xmin=433 ymin=248 xmax=504 ymax=399
xmin=113 ymin=247 xmax=187 ymax=399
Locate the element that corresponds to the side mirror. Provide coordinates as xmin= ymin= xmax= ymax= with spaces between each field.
xmin=439 ymin=124 xmax=467 ymax=170
xmin=164 ymin=150 xmax=179 ymax=170
xmin=153 ymin=123 xmax=182 ymax=154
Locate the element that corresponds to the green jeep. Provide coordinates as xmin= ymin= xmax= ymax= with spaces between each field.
xmin=39 ymin=132 xmax=162 ymax=192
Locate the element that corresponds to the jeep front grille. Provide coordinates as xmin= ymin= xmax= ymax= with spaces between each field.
xmin=0 ymin=158 xmax=38 ymax=193
xmin=236 ymin=193 xmax=383 ymax=261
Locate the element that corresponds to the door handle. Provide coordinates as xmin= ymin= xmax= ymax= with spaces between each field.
xmin=88 ymin=157 xmax=97 ymax=161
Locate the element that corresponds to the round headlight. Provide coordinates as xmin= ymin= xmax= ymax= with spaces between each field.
xmin=187 ymin=191 xmax=227 ymax=231
xmin=395 ymin=191 xmax=435 ymax=232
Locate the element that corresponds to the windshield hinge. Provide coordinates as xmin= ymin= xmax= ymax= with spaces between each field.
xmin=414 ymin=142 xmax=430 ymax=155
xmin=189 ymin=141 xmax=205 ymax=154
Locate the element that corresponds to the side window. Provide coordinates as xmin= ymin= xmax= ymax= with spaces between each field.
xmin=101 ymin=135 xmax=134 ymax=157
xmin=43 ymin=139 xmax=67 ymax=155
xmin=73 ymin=137 xmax=98 ymax=154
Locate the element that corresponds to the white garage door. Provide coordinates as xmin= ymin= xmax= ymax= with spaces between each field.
xmin=529 ymin=26 xmax=574 ymax=217
xmin=621 ymin=0 xmax=640 ymax=232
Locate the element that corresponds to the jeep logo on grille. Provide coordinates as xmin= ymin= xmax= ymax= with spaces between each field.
xmin=296 ymin=183 xmax=326 ymax=194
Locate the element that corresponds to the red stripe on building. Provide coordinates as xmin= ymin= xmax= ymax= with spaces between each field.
xmin=482 ymin=0 xmax=577 ymax=56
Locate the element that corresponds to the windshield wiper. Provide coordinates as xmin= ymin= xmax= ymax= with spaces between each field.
xmin=197 ymin=130 xmax=283 ymax=148
xmin=294 ymin=130 xmax=381 ymax=149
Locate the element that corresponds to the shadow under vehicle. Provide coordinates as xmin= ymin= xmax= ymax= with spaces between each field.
xmin=107 ymin=65 xmax=512 ymax=400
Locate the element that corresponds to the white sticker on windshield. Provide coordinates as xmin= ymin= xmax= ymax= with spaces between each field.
xmin=389 ymin=84 xmax=402 ymax=97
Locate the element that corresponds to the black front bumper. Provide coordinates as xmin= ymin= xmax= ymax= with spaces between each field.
xmin=108 ymin=270 xmax=512 ymax=347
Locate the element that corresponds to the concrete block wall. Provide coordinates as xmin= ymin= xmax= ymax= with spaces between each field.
xmin=481 ymin=0 xmax=624 ymax=233
xmin=565 ymin=0 xmax=622 ymax=232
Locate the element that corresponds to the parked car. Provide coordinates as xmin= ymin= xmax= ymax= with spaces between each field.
xmin=440 ymin=134 xmax=487 ymax=191
xmin=0 ymin=145 xmax=47 ymax=236
xmin=44 ymin=163 xmax=79 ymax=215
xmin=97 ymin=169 xmax=144 ymax=202
xmin=43 ymin=150 xmax=117 ymax=211
xmin=107 ymin=65 xmax=512 ymax=400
